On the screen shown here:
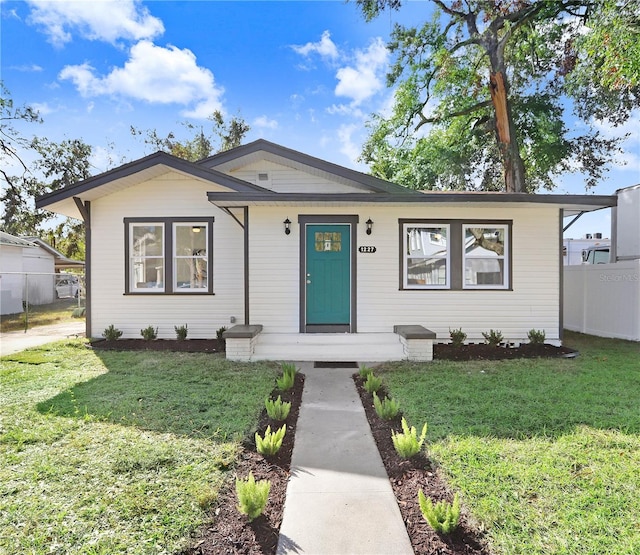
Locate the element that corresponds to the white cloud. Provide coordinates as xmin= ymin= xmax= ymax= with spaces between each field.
xmin=59 ymin=40 xmax=224 ymax=118
xmin=337 ymin=123 xmax=361 ymax=164
xmin=334 ymin=37 xmax=389 ymax=106
xmin=9 ymin=64 xmax=43 ymax=72
xmin=26 ymin=0 xmax=164 ymax=46
xmin=30 ymin=102 xmax=53 ymax=115
xmin=254 ymin=115 xmax=278 ymax=129
xmin=594 ymin=111 xmax=640 ymax=173
xmin=291 ymin=30 xmax=339 ymax=61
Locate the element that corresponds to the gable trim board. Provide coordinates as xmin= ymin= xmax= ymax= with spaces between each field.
xmin=35 ymin=140 xmax=618 ymax=358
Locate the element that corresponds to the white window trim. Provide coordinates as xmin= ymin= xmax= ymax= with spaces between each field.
xmin=403 ymin=223 xmax=451 ymax=290
xmin=172 ymin=222 xmax=209 ymax=292
xmin=462 ymin=224 xmax=509 ymax=290
xmin=130 ymin=222 xmax=165 ymax=293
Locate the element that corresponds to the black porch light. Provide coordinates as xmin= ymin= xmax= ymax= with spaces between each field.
xmin=366 ymin=218 xmax=374 ymax=235
xmin=284 ymin=218 xmax=292 ymax=235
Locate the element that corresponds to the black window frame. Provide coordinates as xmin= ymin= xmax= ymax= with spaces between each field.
xmin=124 ymin=216 xmax=215 ymax=295
xmin=399 ymin=219 xmax=513 ymax=291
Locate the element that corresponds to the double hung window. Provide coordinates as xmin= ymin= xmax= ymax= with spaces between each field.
xmin=125 ymin=217 xmax=213 ymax=294
xmin=401 ymin=220 xmax=511 ymax=290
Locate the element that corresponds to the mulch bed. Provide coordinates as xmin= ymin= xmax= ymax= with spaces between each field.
xmin=91 ymin=338 xmax=223 ymax=353
xmin=181 ymin=373 xmax=304 ymax=555
xmin=354 ymin=375 xmax=491 ymax=555
xmin=435 ymin=342 xmax=577 ymax=361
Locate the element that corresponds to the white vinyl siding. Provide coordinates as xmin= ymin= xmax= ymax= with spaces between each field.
xmin=89 ymin=172 xmax=243 ymax=339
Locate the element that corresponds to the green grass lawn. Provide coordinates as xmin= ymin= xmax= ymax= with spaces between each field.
xmin=0 ymin=341 xmax=278 ymax=554
xmin=377 ymin=332 xmax=640 ymax=555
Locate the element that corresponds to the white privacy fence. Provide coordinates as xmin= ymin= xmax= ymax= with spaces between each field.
xmin=563 ymin=261 xmax=640 ymax=341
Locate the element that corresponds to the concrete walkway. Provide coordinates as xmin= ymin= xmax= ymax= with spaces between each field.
xmin=277 ymin=363 xmax=414 ymax=555
xmin=0 ymin=321 xmax=85 ymax=356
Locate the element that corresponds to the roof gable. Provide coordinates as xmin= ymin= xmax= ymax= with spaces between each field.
xmin=200 ymin=139 xmax=416 ymax=195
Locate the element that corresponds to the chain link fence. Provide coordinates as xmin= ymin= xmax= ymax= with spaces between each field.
xmin=0 ymin=272 xmax=85 ymax=332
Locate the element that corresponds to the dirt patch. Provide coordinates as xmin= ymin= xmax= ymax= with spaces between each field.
xmin=354 ymin=375 xmax=492 ymax=555
xmin=91 ymin=338 xmax=224 ymax=353
xmin=435 ymin=342 xmax=577 ymax=361
xmin=182 ymin=373 xmax=304 ymax=555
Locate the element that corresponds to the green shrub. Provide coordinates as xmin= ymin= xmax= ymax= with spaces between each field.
xmin=72 ymin=307 xmax=86 ymax=318
xmin=364 ymin=373 xmax=383 ymax=394
xmin=418 ymin=491 xmax=461 ymax=534
xmin=216 ymin=326 xmax=227 ymax=351
xmin=102 ymin=324 xmax=123 ymax=341
xmin=392 ymin=417 xmax=427 ymax=459
xmin=359 ymin=365 xmax=373 ymax=378
xmin=140 ymin=325 xmax=158 ymax=340
xmin=449 ymin=327 xmax=467 ymax=348
xmin=482 ymin=329 xmax=503 ymax=347
xmin=265 ymin=395 xmax=291 ymax=421
xmin=276 ymin=363 xmax=297 ymax=391
xmin=527 ymin=329 xmax=546 ymax=344
xmin=373 ymin=392 xmax=400 ymax=420
xmin=255 ymin=425 xmax=286 ymax=456
xmin=174 ymin=324 xmax=188 ymax=340
xmin=235 ymin=472 xmax=270 ymax=521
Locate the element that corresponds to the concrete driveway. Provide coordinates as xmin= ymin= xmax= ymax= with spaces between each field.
xmin=0 ymin=321 xmax=86 ymax=357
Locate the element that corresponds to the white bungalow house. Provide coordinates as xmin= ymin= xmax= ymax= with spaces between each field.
xmin=36 ymin=140 xmax=616 ymax=361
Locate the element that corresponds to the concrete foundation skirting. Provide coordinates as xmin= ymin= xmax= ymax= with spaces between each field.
xmin=393 ymin=325 xmax=436 ymax=362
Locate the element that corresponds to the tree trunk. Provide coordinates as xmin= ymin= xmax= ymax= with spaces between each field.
xmin=489 ymin=71 xmax=526 ymax=193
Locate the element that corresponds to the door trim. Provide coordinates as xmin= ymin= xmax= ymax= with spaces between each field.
xmin=298 ymin=215 xmax=358 ymax=333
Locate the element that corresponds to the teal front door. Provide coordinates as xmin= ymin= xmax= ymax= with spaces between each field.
xmin=305 ymin=224 xmax=351 ymax=330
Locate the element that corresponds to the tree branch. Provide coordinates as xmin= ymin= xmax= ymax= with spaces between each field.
xmin=415 ymin=99 xmax=493 ymax=130
xmin=430 ymin=0 xmax=465 ymax=19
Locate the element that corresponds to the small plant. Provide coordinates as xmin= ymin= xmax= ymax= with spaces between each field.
xmin=102 ymin=324 xmax=123 ymax=341
xmin=140 ymin=325 xmax=158 ymax=340
xmin=392 ymin=417 xmax=427 ymax=459
xmin=359 ymin=365 xmax=373 ymax=378
xmin=364 ymin=372 xmax=383 ymax=394
xmin=449 ymin=327 xmax=467 ymax=348
xmin=235 ymin=472 xmax=270 ymax=522
xmin=482 ymin=329 xmax=504 ymax=347
xmin=174 ymin=324 xmax=188 ymax=340
xmin=527 ymin=328 xmax=546 ymax=344
xmin=265 ymin=395 xmax=291 ymax=421
xmin=418 ymin=491 xmax=461 ymax=534
xmin=255 ymin=424 xmax=286 ymax=456
xmin=216 ymin=326 xmax=227 ymax=351
xmin=276 ymin=363 xmax=297 ymax=391
xmin=373 ymin=392 xmax=400 ymax=420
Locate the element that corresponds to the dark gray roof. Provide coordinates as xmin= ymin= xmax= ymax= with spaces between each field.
xmin=36 ymin=150 xmax=269 ymax=209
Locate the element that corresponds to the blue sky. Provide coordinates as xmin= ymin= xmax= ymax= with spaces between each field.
xmin=2 ymin=0 xmax=639 ymax=239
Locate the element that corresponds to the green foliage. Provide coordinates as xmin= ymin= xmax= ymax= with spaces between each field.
xmin=482 ymin=329 xmax=504 ymax=347
xmin=392 ymin=417 xmax=427 ymax=459
xmin=359 ymin=364 xmax=374 ymax=378
xmin=255 ymin=424 xmax=286 ymax=456
xmin=449 ymin=328 xmax=467 ymax=348
xmin=72 ymin=307 xmax=86 ymax=318
xmin=174 ymin=324 xmax=188 ymax=341
xmin=357 ymin=1 xmax=635 ymax=193
xmin=265 ymin=395 xmax=291 ymax=421
xmin=276 ymin=363 xmax=297 ymax=391
xmin=235 ymin=472 xmax=270 ymax=522
xmin=140 ymin=326 xmax=158 ymax=341
xmin=418 ymin=491 xmax=461 ymax=534
xmin=527 ymin=329 xmax=546 ymax=345
xmin=364 ymin=372 xmax=383 ymax=394
xmin=102 ymin=324 xmax=123 ymax=341
xmin=373 ymin=392 xmax=400 ymax=420
xmin=216 ymin=326 xmax=227 ymax=340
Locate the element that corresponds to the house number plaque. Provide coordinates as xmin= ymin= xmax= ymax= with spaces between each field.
xmin=358 ymin=246 xmax=377 ymax=253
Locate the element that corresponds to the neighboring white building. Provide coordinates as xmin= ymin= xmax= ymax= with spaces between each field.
xmin=36 ymin=140 xmax=617 ymax=360
xmin=0 ymin=232 xmax=55 ymax=315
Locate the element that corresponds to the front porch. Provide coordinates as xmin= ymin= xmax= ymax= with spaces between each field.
xmin=223 ymin=325 xmax=436 ymax=363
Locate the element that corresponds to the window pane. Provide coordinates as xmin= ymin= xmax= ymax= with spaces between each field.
xmin=465 ymin=258 xmax=504 ymax=286
xmin=404 ymin=225 xmax=449 ymax=288
xmin=175 ymin=257 xmax=208 ymax=289
xmin=464 ymin=227 xmax=504 ymax=257
xmin=132 ymin=225 xmax=163 ymax=256
xmin=407 ymin=258 xmax=447 ymax=285
xmin=131 ymin=258 xmax=164 ymax=288
xmin=315 ymin=231 xmax=341 ymax=252
xmin=175 ymin=224 xmax=207 ymax=256
xmin=406 ymin=227 xmax=447 ymax=257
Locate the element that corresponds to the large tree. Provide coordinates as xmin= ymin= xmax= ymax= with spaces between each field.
xmin=357 ymin=0 xmax=639 ymax=193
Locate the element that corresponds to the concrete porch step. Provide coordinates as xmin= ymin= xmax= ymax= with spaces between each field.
xmin=252 ymin=333 xmax=405 ymax=362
